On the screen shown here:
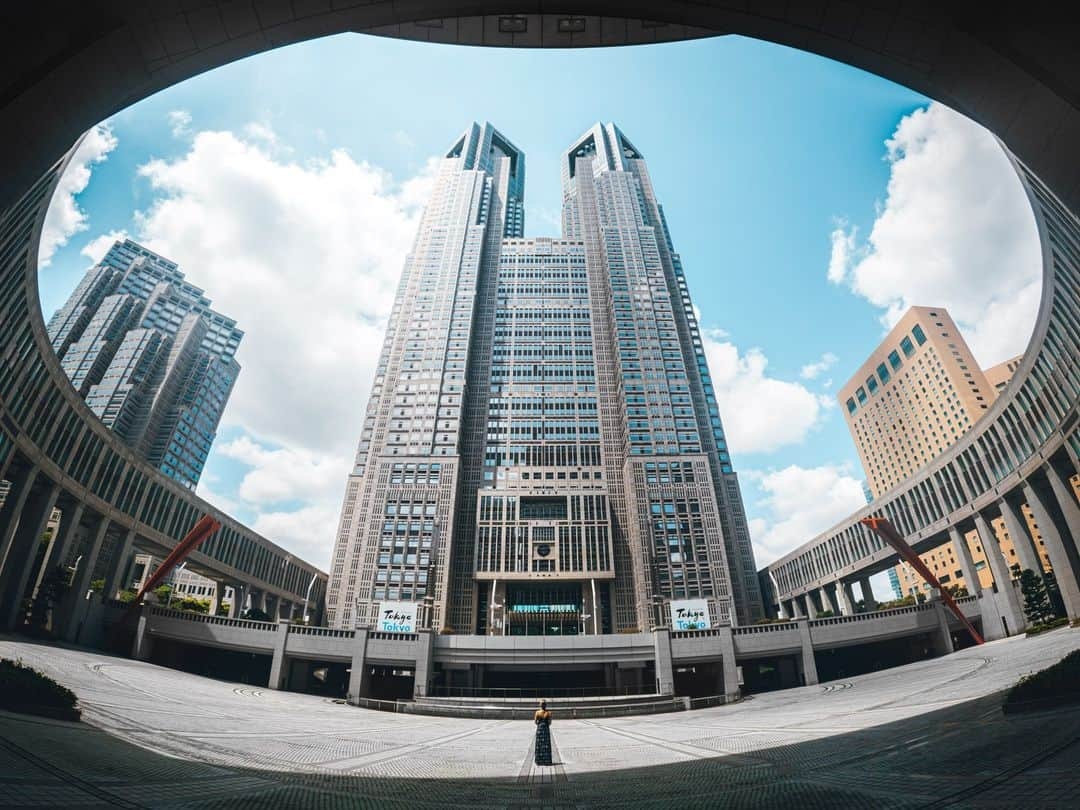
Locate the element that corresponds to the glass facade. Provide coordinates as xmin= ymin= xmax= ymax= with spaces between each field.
xmin=47 ymin=239 xmax=242 ymax=488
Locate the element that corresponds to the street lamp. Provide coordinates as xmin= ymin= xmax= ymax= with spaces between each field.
xmin=302 ymin=572 xmax=319 ymax=625
xmin=579 ymin=612 xmax=592 ymax=636
xmin=167 ymin=562 xmax=187 ymax=610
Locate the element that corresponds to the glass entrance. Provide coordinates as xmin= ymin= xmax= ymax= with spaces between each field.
xmin=506 ymin=583 xmax=582 ymax=635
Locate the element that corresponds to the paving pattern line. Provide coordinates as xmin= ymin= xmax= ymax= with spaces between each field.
xmin=0 ymin=735 xmax=146 ymax=809
xmin=919 ymin=732 xmax=1080 ymax=808
xmin=318 ymin=718 xmax=515 ymax=772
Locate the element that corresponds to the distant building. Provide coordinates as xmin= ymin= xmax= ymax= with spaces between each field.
xmin=839 ymin=307 xmax=1050 ymax=596
xmin=983 ymin=354 xmax=1023 ymax=393
xmin=46 ymin=240 xmax=242 ymax=489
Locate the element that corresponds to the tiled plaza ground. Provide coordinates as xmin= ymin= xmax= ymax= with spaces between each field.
xmin=2 ymin=629 xmax=1080 ymax=807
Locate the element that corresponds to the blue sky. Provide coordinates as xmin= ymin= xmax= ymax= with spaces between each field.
xmin=38 ymin=33 xmax=1041 ymax=587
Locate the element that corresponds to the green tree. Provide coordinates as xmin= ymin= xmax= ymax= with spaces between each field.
xmin=242 ymin=607 xmax=272 ymax=622
xmin=153 ymin=584 xmax=172 ymax=604
xmin=1019 ymin=568 xmax=1055 ymax=625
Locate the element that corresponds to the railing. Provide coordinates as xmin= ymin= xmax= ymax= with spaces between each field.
xmin=150 ymin=606 xmax=278 ymax=630
xmin=369 ymin=631 xmax=418 ymax=641
xmin=289 ymin=625 xmax=355 ymax=638
xmin=352 ymin=696 xmax=715 ymax=719
xmin=429 ymin=685 xmax=652 ymax=699
xmin=809 ymin=602 xmax=933 ymax=626
xmin=734 ymin=622 xmax=799 ymax=635
xmin=670 ymin=628 xmax=728 ymax=639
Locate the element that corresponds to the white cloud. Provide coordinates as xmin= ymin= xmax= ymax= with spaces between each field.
xmin=799 ymin=352 xmax=838 ymax=380
xmin=828 ymin=102 xmax=1041 ymax=368
xmin=827 ymin=220 xmax=855 ymax=284
xmin=168 ymin=109 xmax=192 ymax=138
xmin=251 ymin=504 xmax=341 ymax=571
xmin=217 ymin=435 xmax=349 ymax=506
xmin=80 ymin=229 xmax=129 ymax=263
xmin=110 ymin=125 xmax=437 ymax=568
xmin=702 ymin=332 xmax=830 ymax=456
xmin=133 ymin=126 xmax=434 ymax=459
xmin=243 ymin=121 xmax=277 ymax=144
xmin=39 ymin=124 xmax=118 ymax=266
xmin=746 ymin=464 xmax=868 ymax=565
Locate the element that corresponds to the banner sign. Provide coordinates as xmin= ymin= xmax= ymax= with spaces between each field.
xmin=378 ymin=601 xmax=418 ymax=633
xmin=670 ymin=598 xmax=711 ymax=631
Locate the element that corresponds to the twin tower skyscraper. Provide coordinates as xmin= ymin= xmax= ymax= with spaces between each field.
xmin=327 ymin=123 xmax=763 ymax=633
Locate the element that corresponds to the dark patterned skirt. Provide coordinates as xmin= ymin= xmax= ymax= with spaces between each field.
xmin=534 ymin=722 xmax=552 ymax=765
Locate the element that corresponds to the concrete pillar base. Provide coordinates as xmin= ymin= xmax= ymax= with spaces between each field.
xmin=268 ymin=620 xmax=291 ymax=689
xmin=798 ymin=619 xmax=818 ymax=686
xmin=132 ymin=603 xmax=153 ymax=661
xmin=653 ymin=627 xmax=675 ymax=696
xmin=347 ymin=628 xmax=370 ymax=705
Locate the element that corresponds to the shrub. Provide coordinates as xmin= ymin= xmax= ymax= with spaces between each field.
xmin=1004 ymin=649 xmax=1080 ymax=713
xmin=242 ymin=607 xmax=272 ymax=622
xmin=815 ymin=609 xmax=835 ymax=618
xmin=1025 ymin=617 xmax=1069 ymax=637
xmin=0 ymin=658 xmax=80 ymax=721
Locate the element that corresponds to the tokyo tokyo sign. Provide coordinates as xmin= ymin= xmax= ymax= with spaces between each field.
xmin=670 ymin=598 xmax=711 ymax=631
xmin=378 ymin=601 xmax=418 ymax=633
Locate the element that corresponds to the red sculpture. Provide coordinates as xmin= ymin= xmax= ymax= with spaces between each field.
xmin=860 ymin=516 xmax=984 ymax=645
xmin=128 ymin=513 xmax=222 ymax=609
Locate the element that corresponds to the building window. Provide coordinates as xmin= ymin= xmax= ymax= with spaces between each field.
xmin=912 ymin=324 xmax=927 ymax=345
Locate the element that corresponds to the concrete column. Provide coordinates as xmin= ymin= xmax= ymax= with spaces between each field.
xmin=931 ymin=599 xmax=955 ymax=656
xmin=797 ymin=619 xmax=819 ymax=686
xmin=819 ymin=585 xmax=835 ymax=614
xmin=132 ymin=602 xmax=153 ymax=661
xmin=804 ymin=592 xmax=818 ymax=619
xmin=717 ymin=625 xmax=740 ymax=701
xmin=268 ymin=620 xmax=291 ymax=689
xmin=0 ymin=480 xmax=59 ymax=630
xmin=38 ymin=502 xmax=84 ymax=581
xmin=948 ymin=525 xmax=980 ymax=594
xmin=100 ymin=529 xmax=134 ymax=601
xmin=414 ymin=628 xmax=435 ymax=698
xmin=790 ymin=596 xmax=805 ymax=618
xmin=0 ymin=463 xmax=38 ymax=573
xmin=843 ymin=582 xmax=858 ymax=614
xmin=1045 ymin=462 xmax=1080 ymax=556
xmin=835 ymin=581 xmax=854 ymax=616
xmin=653 ymin=626 xmax=675 ymax=696
xmin=973 ymin=512 xmax=1025 ymax=635
xmin=776 ymin=600 xmax=788 ymax=620
xmin=999 ymin=498 xmax=1043 ymax=576
xmin=58 ymin=516 xmax=110 ymax=641
xmin=256 ymin=590 xmax=267 ymax=614
xmin=209 ymin=581 xmax=225 ymax=616
xmin=347 ymin=627 xmax=370 ymax=705
xmin=859 ymin=577 xmax=877 ymax=611
xmin=1025 ymin=477 xmax=1080 ymax=619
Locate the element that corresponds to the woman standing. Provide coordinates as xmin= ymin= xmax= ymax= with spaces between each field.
xmin=534 ymin=699 xmax=553 ymax=766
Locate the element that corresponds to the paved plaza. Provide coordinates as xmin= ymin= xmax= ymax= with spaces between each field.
xmin=2 ymin=630 xmax=1080 ymax=807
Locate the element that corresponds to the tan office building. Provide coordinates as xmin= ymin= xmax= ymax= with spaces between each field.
xmin=983 ymin=354 xmax=1023 ymax=393
xmin=839 ymin=306 xmax=1051 ymax=597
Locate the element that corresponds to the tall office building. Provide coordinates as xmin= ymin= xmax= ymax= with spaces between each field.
xmin=327 ymin=123 xmax=762 ymax=633
xmin=47 ymin=239 xmax=242 ymax=489
xmin=839 ymin=307 xmax=1052 ymax=596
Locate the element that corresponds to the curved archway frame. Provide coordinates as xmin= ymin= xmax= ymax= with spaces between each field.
xmin=0 ymin=4 xmax=1077 ymax=634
